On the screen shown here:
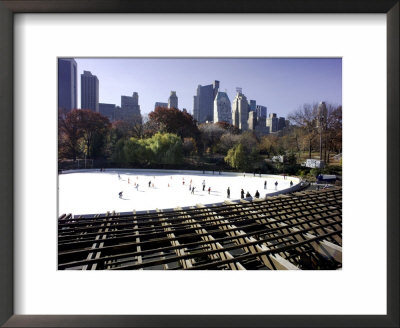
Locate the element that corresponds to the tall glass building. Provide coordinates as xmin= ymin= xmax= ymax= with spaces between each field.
xmin=58 ymin=58 xmax=77 ymax=112
xmin=193 ymin=80 xmax=219 ymax=123
xmin=81 ymin=70 xmax=99 ymax=112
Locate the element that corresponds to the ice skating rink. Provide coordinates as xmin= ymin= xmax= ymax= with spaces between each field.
xmin=58 ymin=169 xmax=300 ymax=215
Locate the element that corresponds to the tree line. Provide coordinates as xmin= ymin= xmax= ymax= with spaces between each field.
xmin=59 ymin=103 xmax=342 ymax=174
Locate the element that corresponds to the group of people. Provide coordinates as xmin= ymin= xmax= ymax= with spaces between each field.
xmin=117 ymin=173 xmax=143 ymax=198
xmin=116 ymin=173 xmax=296 ymax=200
xmin=240 ymin=188 xmax=260 ymax=199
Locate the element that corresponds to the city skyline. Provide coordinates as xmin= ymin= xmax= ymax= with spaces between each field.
xmin=73 ymin=58 xmax=342 ymax=118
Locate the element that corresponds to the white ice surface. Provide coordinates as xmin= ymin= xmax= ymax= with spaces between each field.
xmin=58 ymin=169 xmax=299 ymax=215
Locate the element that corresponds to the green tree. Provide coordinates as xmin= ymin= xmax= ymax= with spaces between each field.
xmin=224 ymin=144 xmax=247 ymax=171
xmin=148 ymin=132 xmax=183 ymax=164
xmin=112 ymin=132 xmax=183 ymax=166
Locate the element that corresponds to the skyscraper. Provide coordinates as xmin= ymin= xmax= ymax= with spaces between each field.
xmin=168 ymin=91 xmax=178 ymax=109
xmin=249 ymin=100 xmax=257 ymax=112
xmin=278 ymin=117 xmax=286 ymax=131
xmin=99 ymin=103 xmax=116 ymax=122
xmin=266 ymin=113 xmax=278 ymax=132
xmin=214 ymin=91 xmax=232 ymax=124
xmin=154 ymin=102 xmax=168 ymax=109
xmin=121 ymin=92 xmax=142 ymax=124
xmin=58 ymin=58 xmax=77 ymax=113
xmin=256 ymin=105 xmax=267 ymax=119
xmin=81 ymin=70 xmax=99 ymax=112
xmin=248 ymin=111 xmax=257 ymax=130
xmin=232 ymin=90 xmax=249 ymax=131
xmin=193 ymin=80 xmax=219 ymax=123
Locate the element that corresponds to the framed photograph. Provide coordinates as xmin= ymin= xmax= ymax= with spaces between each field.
xmin=0 ymin=0 xmax=398 ymax=327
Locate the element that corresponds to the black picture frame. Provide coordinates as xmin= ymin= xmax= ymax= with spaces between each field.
xmin=0 ymin=0 xmax=398 ymax=327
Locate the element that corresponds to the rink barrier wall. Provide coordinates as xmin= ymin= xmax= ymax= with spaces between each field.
xmin=264 ymin=181 xmax=307 ymax=197
xmin=60 ymin=168 xmax=301 ymax=183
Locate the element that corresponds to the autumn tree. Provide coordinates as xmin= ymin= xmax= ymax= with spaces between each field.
xmin=59 ymin=109 xmax=82 ymax=161
xmin=182 ymin=137 xmax=198 ymax=156
xmin=148 ymin=106 xmax=200 ymax=141
xmin=215 ymin=121 xmax=241 ymax=135
xmin=259 ymin=135 xmax=279 ymax=157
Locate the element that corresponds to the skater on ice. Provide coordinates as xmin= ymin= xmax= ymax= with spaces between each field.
xmin=191 ymin=186 xmax=195 ymax=194
xmin=202 ymin=180 xmax=206 ymax=191
xmin=264 ymin=181 xmax=267 ymax=189
xmin=227 ymin=187 xmax=230 ymax=199
xmin=208 ymin=187 xmax=211 ymax=194
xmin=241 ymin=189 xmax=245 ymax=199
xmin=290 ymin=181 xmax=293 ymax=187
xmin=118 ymin=191 xmax=123 ymax=198
xmin=254 ymin=190 xmax=260 ymax=198
xmin=275 ymin=181 xmax=278 ymax=190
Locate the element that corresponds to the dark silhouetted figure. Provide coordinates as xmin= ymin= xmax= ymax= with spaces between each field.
xmin=275 ymin=181 xmax=278 ymax=190
xmin=241 ymin=189 xmax=245 ymax=198
xmin=255 ymin=190 xmax=260 ymax=198
xmin=246 ymin=191 xmax=251 ymax=198
xmin=264 ymin=180 xmax=267 ymax=189
xmin=227 ymin=187 xmax=230 ymax=198
xmin=118 ymin=191 xmax=123 ymax=198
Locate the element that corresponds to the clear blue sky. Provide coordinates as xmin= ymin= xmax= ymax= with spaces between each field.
xmin=75 ymin=58 xmax=342 ymax=118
